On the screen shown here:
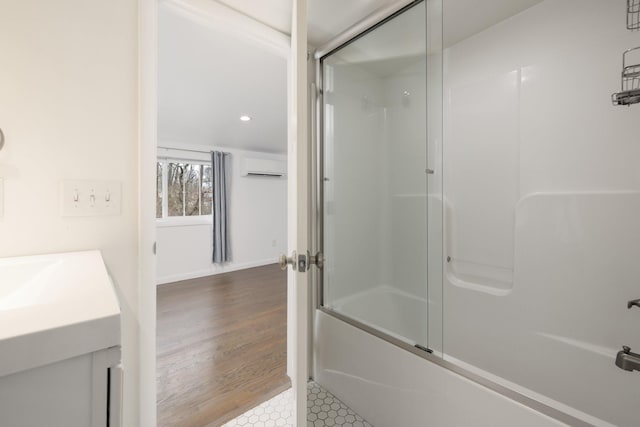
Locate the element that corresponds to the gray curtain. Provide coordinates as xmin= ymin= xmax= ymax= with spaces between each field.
xmin=212 ymin=151 xmax=231 ymax=263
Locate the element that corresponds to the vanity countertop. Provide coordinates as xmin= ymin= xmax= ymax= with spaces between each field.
xmin=0 ymin=250 xmax=120 ymax=377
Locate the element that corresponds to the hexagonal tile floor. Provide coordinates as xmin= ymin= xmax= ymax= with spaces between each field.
xmin=221 ymin=381 xmax=373 ymax=427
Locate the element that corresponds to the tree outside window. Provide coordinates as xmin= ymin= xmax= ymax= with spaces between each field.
xmin=157 ymin=161 xmax=213 ymax=219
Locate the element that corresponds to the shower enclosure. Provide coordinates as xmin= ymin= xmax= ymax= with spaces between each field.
xmin=319 ymin=0 xmax=441 ymax=354
xmin=313 ymin=1 xmax=639 ymax=426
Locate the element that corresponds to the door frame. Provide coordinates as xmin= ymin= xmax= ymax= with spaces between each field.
xmin=289 ymin=1 xmax=310 ymax=425
xmin=138 ymin=1 xmax=299 ymax=425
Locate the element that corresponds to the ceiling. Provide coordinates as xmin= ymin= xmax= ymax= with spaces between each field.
xmin=213 ymin=0 xmax=543 ymax=48
xmin=211 ymin=0 xmax=401 ymax=47
xmin=443 ymin=0 xmax=542 ymax=46
xmin=158 ymin=4 xmax=288 ymax=153
xmin=158 ymin=0 xmax=543 ymax=154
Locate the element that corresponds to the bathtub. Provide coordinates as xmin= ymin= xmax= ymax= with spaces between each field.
xmin=313 ymin=310 xmax=568 ymax=427
xmin=329 ymin=286 xmax=428 ymax=347
xmin=316 ymin=285 xmax=605 ymax=426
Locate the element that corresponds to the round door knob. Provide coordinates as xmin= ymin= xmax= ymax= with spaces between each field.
xmin=308 ymin=251 xmax=323 ymax=269
xmin=278 ymin=254 xmax=287 ymax=270
xmin=279 ymin=251 xmax=297 ymax=271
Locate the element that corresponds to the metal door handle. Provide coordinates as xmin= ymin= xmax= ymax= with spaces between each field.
xmin=628 ymin=299 xmax=640 ymax=309
xmin=308 ymin=251 xmax=324 ymax=269
xmin=279 ymin=251 xmax=297 ymax=271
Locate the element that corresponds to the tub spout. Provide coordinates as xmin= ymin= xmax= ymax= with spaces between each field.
xmin=616 ymin=346 xmax=640 ymax=372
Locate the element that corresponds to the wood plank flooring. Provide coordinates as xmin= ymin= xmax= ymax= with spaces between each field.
xmin=157 ymin=264 xmax=289 ymax=427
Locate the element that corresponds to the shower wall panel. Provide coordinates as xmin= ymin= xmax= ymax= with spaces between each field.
xmin=443 ymin=1 xmax=640 ymax=425
xmin=384 ymin=59 xmax=428 ymax=300
xmin=323 ymin=61 xmax=387 ymax=305
xmin=445 ymin=68 xmax=519 ymax=293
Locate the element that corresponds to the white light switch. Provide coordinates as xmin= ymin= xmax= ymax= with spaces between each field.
xmin=61 ymin=180 xmax=121 ymax=217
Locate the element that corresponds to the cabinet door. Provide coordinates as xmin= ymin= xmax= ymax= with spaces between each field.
xmin=0 ymin=354 xmax=93 ymax=427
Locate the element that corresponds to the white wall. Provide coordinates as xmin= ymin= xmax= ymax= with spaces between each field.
xmin=0 ymin=1 xmax=139 ymax=426
xmin=156 ymin=143 xmax=287 ymax=284
xmin=443 ymin=1 xmax=640 ymax=425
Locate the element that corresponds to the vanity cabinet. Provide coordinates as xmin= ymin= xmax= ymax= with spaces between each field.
xmin=0 ymin=251 xmax=122 ymax=427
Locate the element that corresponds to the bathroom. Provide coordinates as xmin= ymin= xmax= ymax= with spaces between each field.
xmin=1 ymin=0 xmax=639 ymax=426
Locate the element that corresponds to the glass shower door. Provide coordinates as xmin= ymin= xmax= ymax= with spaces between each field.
xmin=319 ymin=1 xmax=439 ymax=352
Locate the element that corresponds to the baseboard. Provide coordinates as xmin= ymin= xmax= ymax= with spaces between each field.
xmin=156 ymin=258 xmax=278 ymax=285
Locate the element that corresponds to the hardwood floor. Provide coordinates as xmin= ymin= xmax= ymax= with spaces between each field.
xmin=157 ymin=264 xmax=289 ymax=427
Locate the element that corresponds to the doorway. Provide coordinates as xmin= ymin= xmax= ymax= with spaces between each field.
xmin=139 ymin=1 xmax=413 ymax=426
xmin=154 ymin=2 xmax=290 ymax=426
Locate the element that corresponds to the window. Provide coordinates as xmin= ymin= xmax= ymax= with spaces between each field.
xmin=156 ymin=161 xmax=213 ymax=220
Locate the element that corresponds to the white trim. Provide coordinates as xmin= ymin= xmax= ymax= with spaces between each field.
xmin=290 ymin=1 xmax=309 ymax=426
xmin=157 ymin=154 xmax=211 ymax=163
xmin=161 ymin=162 xmax=168 ymax=218
xmin=156 ymin=216 xmax=211 ymax=227
xmin=156 ymin=258 xmax=279 ymax=285
xmin=157 ymin=150 xmax=211 ymax=163
xmin=138 ymin=0 xmax=158 ymax=426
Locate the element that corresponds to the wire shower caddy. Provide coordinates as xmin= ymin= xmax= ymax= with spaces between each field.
xmin=629 ymin=0 xmax=640 ymax=30
xmin=612 ymin=47 xmax=640 ymax=106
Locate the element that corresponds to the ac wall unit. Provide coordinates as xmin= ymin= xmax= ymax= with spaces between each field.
xmin=241 ymin=157 xmax=287 ymax=178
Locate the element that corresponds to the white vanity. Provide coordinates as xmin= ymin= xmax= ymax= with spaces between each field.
xmin=0 ymin=251 xmax=122 ymax=427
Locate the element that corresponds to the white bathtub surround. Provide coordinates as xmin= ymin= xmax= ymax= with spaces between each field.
xmin=443 ymin=1 xmax=640 ymax=425
xmin=316 ymin=0 xmax=640 ymax=426
xmin=221 ymin=382 xmax=372 ymax=427
xmin=156 ymin=144 xmax=287 ymax=284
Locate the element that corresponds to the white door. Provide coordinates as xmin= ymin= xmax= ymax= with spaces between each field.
xmin=286 ymin=0 xmax=310 ymax=426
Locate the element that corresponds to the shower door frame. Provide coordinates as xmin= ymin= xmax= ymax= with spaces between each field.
xmin=312 ymin=0 xmax=435 ymax=362
xmin=311 ymin=1 xmax=589 ymax=426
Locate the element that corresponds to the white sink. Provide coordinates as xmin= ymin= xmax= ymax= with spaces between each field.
xmin=0 ymin=251 xmax=121 ymax=377
xmin=0 ymin=258 xmax=62 ymax=309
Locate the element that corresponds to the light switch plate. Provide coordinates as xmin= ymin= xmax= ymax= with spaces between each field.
xmin=61 ymin=180 xmax=121 ymax=217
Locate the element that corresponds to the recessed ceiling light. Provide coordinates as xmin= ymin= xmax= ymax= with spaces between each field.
xmin=240 ymin=115 xmax=251 ymax=122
